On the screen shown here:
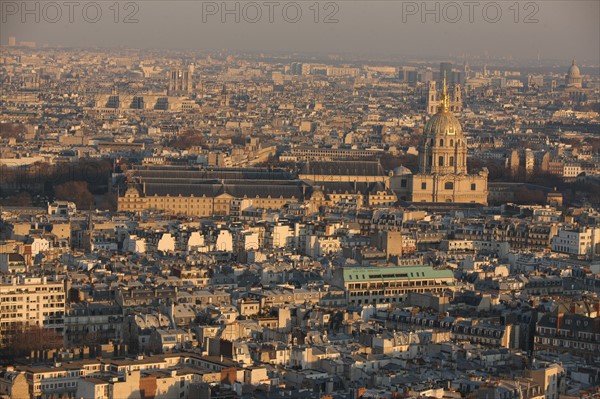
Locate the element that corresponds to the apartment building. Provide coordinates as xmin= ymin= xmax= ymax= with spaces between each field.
xmin=534 ymin=313 xmax=600 ymax=362
xmin=332 ymin=265 xmax=454 ymax=306
xmin=0 ymin=276 xmax=66 ymax=348
xmin=551 ymin=227 xmax=600 ymax=257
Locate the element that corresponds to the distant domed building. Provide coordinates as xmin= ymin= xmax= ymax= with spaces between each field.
xmin=563 ymin=59 xmax=589 ymax=102
xmin=405 ymin=77 xmax=488 ymax=204
xmin=565 ymin=59 xmax=583 ymax=89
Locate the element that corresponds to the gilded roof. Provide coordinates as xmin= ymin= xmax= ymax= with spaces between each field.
xmin=424 ymin=110 xmax=462 ymax=136
xmin=424 ymin=73 xmax=463 ymax=136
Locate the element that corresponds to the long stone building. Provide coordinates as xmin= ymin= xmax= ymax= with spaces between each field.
xmin=117 ymin=162 xmax=398 ymax=215
xmin=118 ymin=166 xmax=309 ymax=216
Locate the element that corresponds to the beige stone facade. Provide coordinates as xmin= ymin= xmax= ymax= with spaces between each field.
xmin=118 ymin=188 xmax=298 ymax=216
xmin=0 ymin=276 xmax=65 ymax=349
xmin=410 ymin=79 xmax=488 ymax=204
xmin=410 ymin=171 xmax=488 ymax=204
xmin=117 ymin=162 xmax=396 ymax=216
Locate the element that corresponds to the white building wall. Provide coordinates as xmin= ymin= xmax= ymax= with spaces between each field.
xmin=157 ymin=233 xmax=175 ymax=253
xmin=216 ymin=230 xmax=233 ymax=252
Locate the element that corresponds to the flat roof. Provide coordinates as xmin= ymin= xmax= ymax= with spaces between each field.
xmin=341 ymin=265 xmax=453 ymax=282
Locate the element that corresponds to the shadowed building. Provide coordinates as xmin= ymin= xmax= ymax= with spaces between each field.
xmin=118 ymin=166 xmax=311 ymax=216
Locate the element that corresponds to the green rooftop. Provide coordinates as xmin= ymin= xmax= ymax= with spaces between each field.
xmin=342 ymin=265 xmax=453 ymax=282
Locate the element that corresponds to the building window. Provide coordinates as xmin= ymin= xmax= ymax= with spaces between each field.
xmin=444 ymin=182 xmax=454 ymax=190
xmin=439 ymin=156 xmax=444 ymax=166
xmin=450 ymin=139 xmax=454 ymax=146
xmin=440 ymin=139 xmax=444 ymax=147
xmin=449 ymin=156 xmax=454 ymax=166
xmin=401 ymin=179 xmax=407 ymax=188
xmin=421 ymin=182 xmax=427 ymax=190
xmin=471 ymin=183 xmax=476 ymax=190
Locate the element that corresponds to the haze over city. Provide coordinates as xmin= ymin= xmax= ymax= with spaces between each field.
xmin=1 ymin=1 xmax=599 ymax=62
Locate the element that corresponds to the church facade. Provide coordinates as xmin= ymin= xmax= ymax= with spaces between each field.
xmin=393 ymin=78 xmax=488 ymax=204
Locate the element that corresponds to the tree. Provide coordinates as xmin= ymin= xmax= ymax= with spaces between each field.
xmin=0 ymin=191 xmax=32 ymax=207
xmin=585 ymin=137 xmax=600 ymax=154
xmin=0 ymin=123 xmax=24 ymax=139
xmin=97 ymin=192 xmax=117 ymax=211
xmin=2 ymin=322 xmax=63 ymax=359
xmin=54 ymin=181 xmax=94 ymax=209
xmin=562 ymin=138 xmax=581 ymax=149
xmin=514 ymin=186 xmax=545 ymax=204
xmin=167 ymin=129 xmax=205 ymax=150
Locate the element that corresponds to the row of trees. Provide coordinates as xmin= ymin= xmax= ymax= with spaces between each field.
xmin=0 ymin=323 xmax=63 ymax=360
xmin=166 ymin=129 xmax=205 ymax=150
xmin=0 ymin=159 xmax=117 ymax=209
xmin=0 ymin=122 xmax=25 ymax=139
xmin=0 ymin=184 xmax=117 ymax=210
xmin=0 ymin=159 xmax=113 ymax=188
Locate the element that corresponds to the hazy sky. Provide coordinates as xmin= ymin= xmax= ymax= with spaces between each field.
xmin=2 ymin=1 xmax=599 ymax=62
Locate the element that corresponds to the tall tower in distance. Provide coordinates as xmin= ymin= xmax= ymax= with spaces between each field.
xmin=167 ymin=66 xmax=192 ymax=96
xmin=440 ymin=62 xmax=454 ymax=84
xmin=220 ymin=84 xmax=230 ymax=107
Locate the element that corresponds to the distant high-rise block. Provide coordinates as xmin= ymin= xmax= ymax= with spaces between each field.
xmin=440 ymin=62 xmax=453 ymax=83
xmin=398 ymin=67 xmax=418 ymax=83
xmin=289 ymin=62 xmax=303 ymax=75
xmin=8 ymin=36 xmax=16 ymax=46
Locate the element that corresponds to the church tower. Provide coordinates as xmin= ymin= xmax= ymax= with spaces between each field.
xmin=425 ymin=80 xmax=463 ymax=115
xmin=451 ymin=84 xmax=462 ymax=113
xmin=220 ymin=84 xmax=230 ymax=107
xmin=426 ymin=81 xmax=438 ymax=114
xmin=411 ymin=75 xmax=488 ymax=204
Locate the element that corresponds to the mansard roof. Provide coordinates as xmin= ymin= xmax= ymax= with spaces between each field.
xmin=301 ymin=160 xmax=385 ymax=177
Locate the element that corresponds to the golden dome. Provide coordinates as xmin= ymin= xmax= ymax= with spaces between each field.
xmin=424 ymin=111 xmax=462 ymax=136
